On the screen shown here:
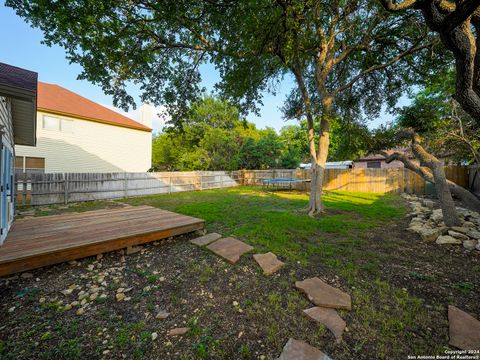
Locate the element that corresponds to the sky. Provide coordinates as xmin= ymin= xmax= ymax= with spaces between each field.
xmin=0 ymin=4 xmax=403 ymax=133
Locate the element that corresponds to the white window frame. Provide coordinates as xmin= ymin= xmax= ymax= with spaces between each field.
xmin=42 ymin=115 xmax=60 ymax=131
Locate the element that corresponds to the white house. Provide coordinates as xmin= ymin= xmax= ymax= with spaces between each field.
xmin=15 ymin=82 xmax=152 ymax=174
xmin=0 ymin=63 xmax=37 ymax=243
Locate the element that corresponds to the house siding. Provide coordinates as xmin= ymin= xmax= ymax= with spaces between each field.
xmin=0 ymin=96 xmax=15 ymax=149
xmin=15 ymin=111 xmax=152 ymax=173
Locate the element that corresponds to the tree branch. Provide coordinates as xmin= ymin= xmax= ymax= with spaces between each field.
xmin=447 ymin=131 xmax=480 ymax=164
xmin=290 ymin=62 xmax=318 ymax=162
xmin=396 ymin=128 xmax=441 ymax=168
xmin=333 ymin=39 xmax=431 ymax=95
xmin=379 ymin=0 xmax=420 ymax=12
xmin=382 ymin=150 xmax=480 ymax=210
xmin=381 ymin=150 xmax=433 ymax=179
xmin=443 ymin=0 xmax=480 ymax=33
xmin=332 ymin=12 xmax=383 ymax=66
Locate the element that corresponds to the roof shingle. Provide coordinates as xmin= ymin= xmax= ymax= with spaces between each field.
xmin=0 ymin=62 xmax=38 ymax=93
xmin=37 ymin=82 xmax=151 ymax=132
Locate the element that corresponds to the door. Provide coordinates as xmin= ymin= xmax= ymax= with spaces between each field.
xmin=0 ymin=140 xmax=13 ymax=244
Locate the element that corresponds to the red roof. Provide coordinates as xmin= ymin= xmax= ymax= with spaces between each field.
xmin=37 ymin=82 xmax=151 ymax=132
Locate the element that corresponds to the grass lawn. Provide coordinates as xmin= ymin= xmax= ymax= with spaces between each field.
xmin=1 ymin=187 xmax=479 ymax=359
xmin=124 ymin=187 xmax=403 ymax=265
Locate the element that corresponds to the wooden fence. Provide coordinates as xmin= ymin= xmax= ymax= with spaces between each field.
xmin=15 ymin=171 xmax=241 ymax=206
xmin=240 ymin=166 xmax=469 ymax=193
xmin=15 ymin=166 xmax=470 ymax=206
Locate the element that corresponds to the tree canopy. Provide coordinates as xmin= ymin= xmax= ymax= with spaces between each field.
xmin=380 ymin=0 xmax=480 ymax=126
xmin=7 ymin=1 xmax=439 ymax=114
xmin=152 ymin=96 xmax=370 ymax=171
xmin=6 ymin=0 xmax=448 ymax=215
xmin=396 ymin=70 xmax=479 ymax=165
xmin=152 ymin=97 xmax=301 ymax=171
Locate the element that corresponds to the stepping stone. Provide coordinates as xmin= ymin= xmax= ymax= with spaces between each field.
xmin=303 ymin=307 xmax=346 ymax=343
xmin=448 ymin=305 xmax=480 ymax=350
xmin=253 ymin=252 xmax=285 ymax=275
xmin=168 ymin=327 xmax=189 ymax=336
xmin=277 ymin=338 xmax=333 ymax=360
xmin=190 ymin=232 xmax=222 ymax=246
xmin=295 ymin=277 xmax=351 ymax=311
xmin=206 ymin=237 xmax=253 ymax=264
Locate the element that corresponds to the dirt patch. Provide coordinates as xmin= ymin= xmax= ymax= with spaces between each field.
xmin=365 ymin=216 xmax=480 ymax=313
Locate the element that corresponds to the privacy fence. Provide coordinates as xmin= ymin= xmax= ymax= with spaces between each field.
xmin=15 ymin=166 xmax=470 ymax=206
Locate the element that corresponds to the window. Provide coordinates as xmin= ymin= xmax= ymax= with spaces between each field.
xmin=60 ymin=119 xmax=74 ymax=133
xmin=42 ymin=115 xmax=74 ymax=133
xmin=42 ymin=115 xmax=60 ymax=130
xmin=367 ymin=161 xmax=381 ymax=169
xmin=15 ymin=156 xmax=24 ymax=170
xmin=25 ymin=157 xmax=45 ymax=172
xmin=15 ymin=156 xmax=45 ymax=174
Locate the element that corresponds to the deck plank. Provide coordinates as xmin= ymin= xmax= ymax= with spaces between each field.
xmin=7 ymin=210 xmax=184 ymax=240
xmin=0 ymin=206 xmax=204 ymax=276
xmin=11 ymin=205 xmax=162 ymax=228
xmin=2 ymin=216 xmax=202 ymax=256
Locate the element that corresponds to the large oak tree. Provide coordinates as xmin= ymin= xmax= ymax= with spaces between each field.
xmin=7 ymin=0 xmax=442 ymax=215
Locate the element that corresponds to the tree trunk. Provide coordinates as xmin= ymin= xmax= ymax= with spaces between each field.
xmin=384 ymin=151 xmax=480 ymax=211
xmin=381 ymin=1 xmax=480 ymax=127
xmin=407 ymin=132 xmax=462 ymax=227
xmin=429 ymin=162 xmax=463 ymax=226
xmin=306 ymin=115 xmax=330 ymax=216
xmin=449 ymin=180 xmax=480 ymax=210
xmin=307 ymin=162 xmax=323 ymax=216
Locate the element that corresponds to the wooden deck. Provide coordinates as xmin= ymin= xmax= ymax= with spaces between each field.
xmin=0 ymin=205 xmax=204 ymax=276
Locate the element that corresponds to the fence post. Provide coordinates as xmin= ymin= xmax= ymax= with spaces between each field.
xmin=22 ymin=171 xmax=27 ymax=206
xmin=169 ymin=174 xmax=172 ymax=194
xmin=123 ymin=172 xmax=128 ymax=198
xmin=199 ymin=173 xmax=203 ymax=190
xmin=64 ymin=173 xmax=69 ymax=204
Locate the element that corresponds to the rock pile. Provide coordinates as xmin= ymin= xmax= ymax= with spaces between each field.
xmin=402 ymin=193 xmax=480 ymax=251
